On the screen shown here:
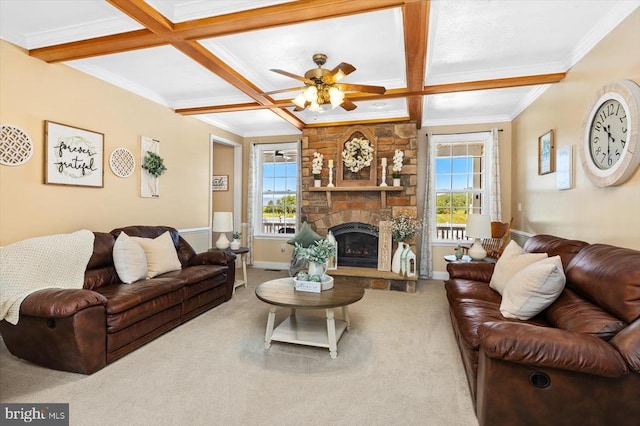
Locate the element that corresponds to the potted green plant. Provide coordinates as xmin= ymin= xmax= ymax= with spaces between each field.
xmin=294 ymin=238 xmax=336 ymax=278
xmin=141 ymin=151 xmax=167 ymax=178
xmin=230 ymin=231 xmax=242 ymax=250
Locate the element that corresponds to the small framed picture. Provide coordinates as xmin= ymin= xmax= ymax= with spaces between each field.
xmin=212 ymin=175 xmax=228 ymax=191
xmin=538 ymin=130 xmax=555 ymax=175
xmin=556 ymin=145 xmax=573 ymax=190
xmin=45 ymin=121 xmax=104 ymax=187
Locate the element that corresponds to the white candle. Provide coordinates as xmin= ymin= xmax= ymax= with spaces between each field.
xmin=381 ymin=158 xmax=387 ymax=166
xmin=328 ymin=159 xmax=333 ymax=167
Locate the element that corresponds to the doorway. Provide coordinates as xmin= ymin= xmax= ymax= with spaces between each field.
xmin=209 ymin=136 xmax=242 ymax=248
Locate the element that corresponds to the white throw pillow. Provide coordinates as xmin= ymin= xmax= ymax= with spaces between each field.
xmin=489 ymin=240 xmax=548 ymax=295
xmin=132 ymin=231 xmax=182 ymax=278
xmin=113 ymin=232 xmax=148 ymax=284
xmin=500 ymin=256 xmax=566 ymax=320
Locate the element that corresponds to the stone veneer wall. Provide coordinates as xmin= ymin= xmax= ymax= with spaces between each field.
xmin=300 ymin=122 xmax=419 ymax=290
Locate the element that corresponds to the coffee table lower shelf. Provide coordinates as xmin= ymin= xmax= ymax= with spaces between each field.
xmin=271 ymin=315 xmax=348 ymax=349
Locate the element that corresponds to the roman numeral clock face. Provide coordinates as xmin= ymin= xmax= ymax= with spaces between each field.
xmin=581 ymin=80 xmax=640 ymax=187
xmin=589 ymin=99 xmax=627 ymax=170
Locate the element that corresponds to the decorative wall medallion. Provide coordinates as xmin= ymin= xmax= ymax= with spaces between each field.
xmin=109 ymin=147 xmax=135 ymax=178
xmin=0 ymin=124 xmax=34 ymax=166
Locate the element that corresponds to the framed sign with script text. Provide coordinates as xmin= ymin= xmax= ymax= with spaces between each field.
xmin=45 ymin=121 xmax=104 ymax=187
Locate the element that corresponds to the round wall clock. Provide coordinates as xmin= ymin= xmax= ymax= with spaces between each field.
xmin=581 ymin=79 xmax=640 ymax=187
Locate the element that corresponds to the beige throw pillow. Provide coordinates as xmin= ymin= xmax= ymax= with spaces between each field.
xmin=113 ymin=232 xmax=148 ymax=284
xmin=500 ymin=256 xmax=566 ymax=320
xmin=132 ymin=231 xmax=182 ymax=278
xmin=489 ymin=240 xmax=548 ymax=295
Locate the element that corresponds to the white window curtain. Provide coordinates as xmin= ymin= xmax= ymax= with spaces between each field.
xmin=246 ymin=143 xmax=257 ymax=265
xmin=488 ymin=127 xmax=502 ymax=221
xmin=295 ymin=140 xmax=302 ymax=229
xmin=419 ymin=132 xmax=435 ymax=278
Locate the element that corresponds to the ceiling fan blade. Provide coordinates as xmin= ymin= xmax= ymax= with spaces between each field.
xmin=337 ymin=83 xmax=386 ymax=94
xmin=324 ymin=62 xmax=356 ymax=84
xmin=260 ymin=86 xmax=308 ymax=96
xmin=340 ymin=98 xmax=357 ymax=111
xmin=270 ymin=69 xmax=313 ymax=84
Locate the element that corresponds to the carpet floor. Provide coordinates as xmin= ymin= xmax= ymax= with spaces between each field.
xmin=0 ymin=268 xmax=477 ymax=426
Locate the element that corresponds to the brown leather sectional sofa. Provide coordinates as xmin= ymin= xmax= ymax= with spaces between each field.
xmin=0 ymin=226 xmax=236 ymax=374
xmin=445 ymin=234 xmax=640 ymax=426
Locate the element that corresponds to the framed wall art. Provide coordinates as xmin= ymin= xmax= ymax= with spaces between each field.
xmin=556 ymin=145 xmax=574 ymax=190
xmin=45 ymin=121 xmax=104 ymax=187
xmin=538 ymin=129 xmax=555 ymax=175
xmin=212 ymin=175 xmax=228 ymax=191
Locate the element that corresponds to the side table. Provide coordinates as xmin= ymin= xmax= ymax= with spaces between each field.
xmin=229 ymin=247 xmax=249 ymax=293
xmin=444 ymin=254 xmax=497 ymax=264
xmin=209 ymin=246 xmax=250 ymax=294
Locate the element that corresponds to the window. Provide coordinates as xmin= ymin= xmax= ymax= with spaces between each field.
xmin=254 ymin=143 xmax=299 ymax=237
xmin=432 ymin=132 xmax=491 ymax=241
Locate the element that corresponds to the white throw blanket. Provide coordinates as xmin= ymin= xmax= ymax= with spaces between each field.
xmin=0 ymin=230 xmax=95 ymax=325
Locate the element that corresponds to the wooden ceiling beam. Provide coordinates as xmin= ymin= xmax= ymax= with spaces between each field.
xmin=402 ymin=1 xmax=430 ymax=128
xmin=31 ymin=0 xmax=410 ymax=63
xmin=176 ymin=73 xmax=566 ymax=114
xmin=174 ymin=41 xmax=304 ymax=129
xmin=108 ymin=0 xmax=174 ymax=34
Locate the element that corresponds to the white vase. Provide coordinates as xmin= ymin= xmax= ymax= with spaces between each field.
xmin=308 ymin=261 xmax=326 ymax=277
xmin=400 ymin=244 xmax=411 ymax=275
xmin=230 ymin=240 xmax=241 ymax=250
xmin=393 ymin=177 xmax=401 ymax=187
xmin=391 ymin=242 xmax=405 ymax=274
xmin=314 ymin=179 xmax=321 ymax=187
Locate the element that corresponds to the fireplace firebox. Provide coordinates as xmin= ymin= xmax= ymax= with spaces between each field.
xmin=330 ymin=222 xmax=378 ymax=268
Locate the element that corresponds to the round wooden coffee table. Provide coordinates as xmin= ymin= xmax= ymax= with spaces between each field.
xmin=255 ymin=277 xmax=365 ymax=359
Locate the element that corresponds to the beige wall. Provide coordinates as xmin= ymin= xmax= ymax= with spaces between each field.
xmin=212 ymin=144 xmax=235 ymax=211
xmin=512 ymin=9 xmax=640 ymax=249
xmin=0 ymin=40 xmax=241 ymax=247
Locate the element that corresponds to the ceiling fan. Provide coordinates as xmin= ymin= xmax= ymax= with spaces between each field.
xmin=263 ymin=53 xmax=386 ymax=112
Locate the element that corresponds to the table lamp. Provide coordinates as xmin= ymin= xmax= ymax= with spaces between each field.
xmin=213 ymin=211 xmax=233 ymax=249
xmin=465 ymin=214 xmax=491 ymax=260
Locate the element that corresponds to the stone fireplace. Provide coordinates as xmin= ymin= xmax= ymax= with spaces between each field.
xmin=330 ymin=222 xmax=378 ymax=268
xmin=300 ymin=122 xmax=419 ymax=292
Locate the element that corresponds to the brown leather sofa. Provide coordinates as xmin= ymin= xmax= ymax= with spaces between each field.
xmin=445 ymin=234 xmax=640 ymax=426
xmin=0 ymin=226 xmax=236 ymax=374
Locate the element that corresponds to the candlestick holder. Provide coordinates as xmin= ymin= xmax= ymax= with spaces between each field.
xmin=327 ymin=165 xmax=335 ymax=187
xmin=380 ymin=162 xmax=388 ymax=187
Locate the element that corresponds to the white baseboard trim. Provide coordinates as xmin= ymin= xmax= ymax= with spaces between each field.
xmin=431 ymin=271 xmax=449 ymax=280
xmin=251 ymin=261 xmax=289 ymax=271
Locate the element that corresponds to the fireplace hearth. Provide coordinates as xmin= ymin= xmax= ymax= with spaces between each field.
xmin=330 ymin=222 xmax=378 ymax=268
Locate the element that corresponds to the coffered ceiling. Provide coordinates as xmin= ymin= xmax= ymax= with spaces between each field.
xmin=1 ymin=0 xmax=637 ymax=137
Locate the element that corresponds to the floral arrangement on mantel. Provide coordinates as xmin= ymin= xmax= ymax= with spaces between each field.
xmin=342 ymin=137 xmax=374 ymax=172
xmin=390 ymin=214 xmax=422 ymax=242
xmin=392 ymin=149 xmax=404 ymax=179
xmin=312 ymin=151 xmax=323 ymax=180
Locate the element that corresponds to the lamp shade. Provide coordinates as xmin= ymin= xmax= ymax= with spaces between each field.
xmin=466 ymin=214 xmax=491 ymax=239
xmin=213 ymin=212 xmax=233 ymax=232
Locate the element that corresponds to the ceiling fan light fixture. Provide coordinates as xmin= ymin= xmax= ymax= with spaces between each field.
xmin=329 ymin=86 xmax=345 ymax=108
xmin=303 ymin=86 xmax=318 ymax=102
xmin=292 ymin=93 xmax=307 ymax=109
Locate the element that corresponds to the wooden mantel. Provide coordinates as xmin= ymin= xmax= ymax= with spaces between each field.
xmin=308 ymin=186 xmax=402 ymax=208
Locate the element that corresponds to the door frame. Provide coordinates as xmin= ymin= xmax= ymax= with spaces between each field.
xmin=209 ymin=135 xmax=242 ymax=248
